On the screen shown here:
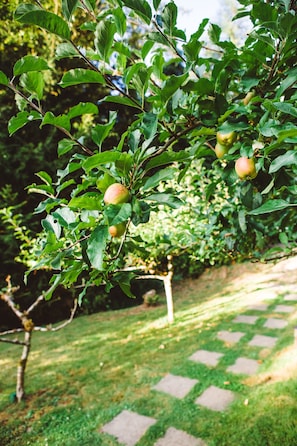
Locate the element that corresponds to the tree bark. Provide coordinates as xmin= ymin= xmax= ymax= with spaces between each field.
xmin=16 ymin=330 xmax=32 ymax=403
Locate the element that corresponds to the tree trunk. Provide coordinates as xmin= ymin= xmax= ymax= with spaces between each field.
xmin=16 ymin=330 xmax=32 ymax=403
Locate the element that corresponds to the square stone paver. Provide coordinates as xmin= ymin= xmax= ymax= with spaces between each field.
xmin=263 ymin=318 xmax=288 ymax=329
xmin=195 ymin=385 xmax=236 ymax=412
xmin=154 ymin=427 xmax=206 ymax=446
xmin=227 ymin=357 xmax=259 ymax=375
xmin=233 ymin=315 xmax=258 ymax=325
xmin=189 ymin=349 xmax=223 ymax=367
xmin=273 ymin=304 xmax=295 ymax=313
xmin=249 ymin=289 xmax=278 ymax=300
xmin=217 ymin=330 xmax=245 ymax=344
xmin=153 ymin=373 xmax=198 ymax=399
xmin=248 ymin=304 xmax=269 ymax=311
xmin=248 ymin=334 xmax=277 ymax=348
xmin=101 ymin=410 xmax=156 ymax=446
xmin=284 ymin=294 xmax=297 ymax=301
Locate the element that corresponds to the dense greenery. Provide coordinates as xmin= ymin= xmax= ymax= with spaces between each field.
xmin=0 ymin=0 xmax=296 ymax=306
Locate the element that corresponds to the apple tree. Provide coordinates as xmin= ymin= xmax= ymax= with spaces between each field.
xmin=0 ymin=0 xmax=296 ymax=303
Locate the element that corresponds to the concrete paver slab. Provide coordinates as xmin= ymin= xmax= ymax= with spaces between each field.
xmin=189 ymin=349 xmax=223 ymax=367
xmin=227 ymin=357 xmax=259 ymax=375
xmin=233 ymin=315 xmax=258 ymax=325
xmin=101 ymin=410 xmax=156 ymax=446
xmin=195 ymin=385 xmax=236 ymax=412
xmin=249 ymin=289 xmax=278 ymax=300
xmin=248 ymin=334 xmax=277 ymax=348
xmin=273 ymin=304 xmax=295 ymax=313
xmin=153 ymin=373 xmax=198 ymax=399
xmin=248 ymin=304 xmax=269 ymax=311
xmin=154 ymin=427 xmax=206 ymax=446
xmin=217 ymin=330 xmax=245 ymax=344
xmin=263 ymin=318 xmax=288 ymax=329
xmin=284 ymin=294 xmax=297 ymax=301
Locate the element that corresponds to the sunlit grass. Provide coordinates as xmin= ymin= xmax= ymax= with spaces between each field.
xmin=0 ymin=259 xmax=297 ymax=445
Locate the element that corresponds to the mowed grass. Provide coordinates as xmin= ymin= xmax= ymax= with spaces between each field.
xmin=1 ymin=259 xmax=297 ymax=446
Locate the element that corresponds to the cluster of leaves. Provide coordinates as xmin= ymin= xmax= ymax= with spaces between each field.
xmin=0 ymin=0 xmax=296 ymax=301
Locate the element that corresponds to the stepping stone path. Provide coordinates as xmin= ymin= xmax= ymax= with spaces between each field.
xmin=217 ymin=330 xmax=245 ymax=344
xmin=100 ymin=290 xmax=295 ymax=445
xmin=227 ymin=357 xmax=260 ymax=375
xmin=274 ymin=304 xmax=295 ymax=313
xmin=153 ymin=373 xmax=198 ymax=399
xmin=248 ymin=303 xmax=269 ymax=311
xmin=264 ymin=318 xmax=288 ymax=329
xmin=189 ymin=349 xmax=223 ymax=367
xmin=154 ymin=427 xmax=206 ymax=446
xmin=195 ymin=385 xmax=236 ymax=412
xmin=248 ymin=334 xmax=277 ymax=348
xmin=101 ymin=410 xmax=156 ymax=446
xmin=233 ymin=314 xmax=258 ymax=325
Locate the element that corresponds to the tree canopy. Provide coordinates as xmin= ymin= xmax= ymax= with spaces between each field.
xmin=0 ymin=0 xmax=296 ymax=303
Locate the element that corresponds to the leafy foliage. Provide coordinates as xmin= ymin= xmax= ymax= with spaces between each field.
xmin=0 ymin=0 xmax=296 ymax=301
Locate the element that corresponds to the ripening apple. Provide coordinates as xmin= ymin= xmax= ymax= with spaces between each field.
xmin=215 ymin=142 xmax=229 ymax=159
xmin=108 ymin=222 xmax=127 ymax=238
xmin=103 ymin=183 xmax=130 ymax=205
xmin=216 ymin=130 xmax=237 ymax=148
xmin=235 ymin=157 xmax=257 ymax=180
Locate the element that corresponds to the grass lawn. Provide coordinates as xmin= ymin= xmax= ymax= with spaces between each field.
xmin=1 ymin=258 xmax=297 ymax=445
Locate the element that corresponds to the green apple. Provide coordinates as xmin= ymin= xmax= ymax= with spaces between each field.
xmin=215 ymin=142 xmax=229 ymax=159
xmin=216 ymin=130 xmax=237 ymax=148
xmin=103 ymin=183 xmax=130 ymax=205
xmin=235 ymin=157 xmax=257 ymax=180
xmin=108 ymin=222 xmax=127 ymax=238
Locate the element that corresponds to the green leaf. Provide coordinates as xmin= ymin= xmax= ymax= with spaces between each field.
xmin=15 ymin=4 xmax=71 ymax=40
xmin=104 ymin=203 xmax=132 ymax=225
xmin=58 ymin=139 xmax=76 ymax=157
xmin=62 ymin=0 xmax=79 ymax=20
xmin=59 ymin=69 xmax=105 ymax=88
xmin=41 ymin=111 xmax=71 ymax=132
xmin=86 ymin=225 xmax=109 ymax=270
xmin=249 ymin=199 xmax=297 ymax=215
xmin=275 ymin=67 xmax=297 ymax=99
xmin=271 ymin=101 xmax=297 ymax=118
xmin=269 ymin=150 xmax=297 ymax=173
xmin=36 ymin=171 xmax=52 ymax=186
xmin=20 ymin=71 xmax=44 ymax=100
xmin=146 ymin=193 xmax=183 ymax=209
xmin=94 ymin=19 xmax=117 ymax=62
xmin=0 ymin=70 xmax=9 ymax=86
xmin=83 ymin=152 xmax=122 ymax=172
xmin=162 ymin=2 xmax=178 ymax=34
xmin=103 ymin=94 xmax=141 ymax=109
xmin=52 ymin=207 xmax=76 ymax=227
xmin=142 ymin=113 xmax=158 ymax=140
xmin=121 ymin=0 xmax=152 ymax=24
xmin=56 ymin=42 xmax=79 ymax=59
xmin=68 ymin=192 xmax=102 ymax=210
xmin=8 ymin=111 xmax=41 ymax=135
xmin=112 ymin=7 xmax=126 ymax=36
xmin=68 ymin=102 xmax=98 ymax=119
xmin=91 ymin=112 xmax=117 ymax=149
xmin=142 ymin=168 xmax=175 ymax=191
xmin=160 ymin=73 xmax=188 ymax=103
xmin=131 ymin=199 xmax=150 ymax=225
xmin=153 ymin=0 xmax=162 ymax=10
xmin=145 ymin=150 xmax=191 ymax=170
xmin=41 ymin=215 xmax=61 ymax=239
xmin=13 ymin=56 xmax=50 ymax=76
